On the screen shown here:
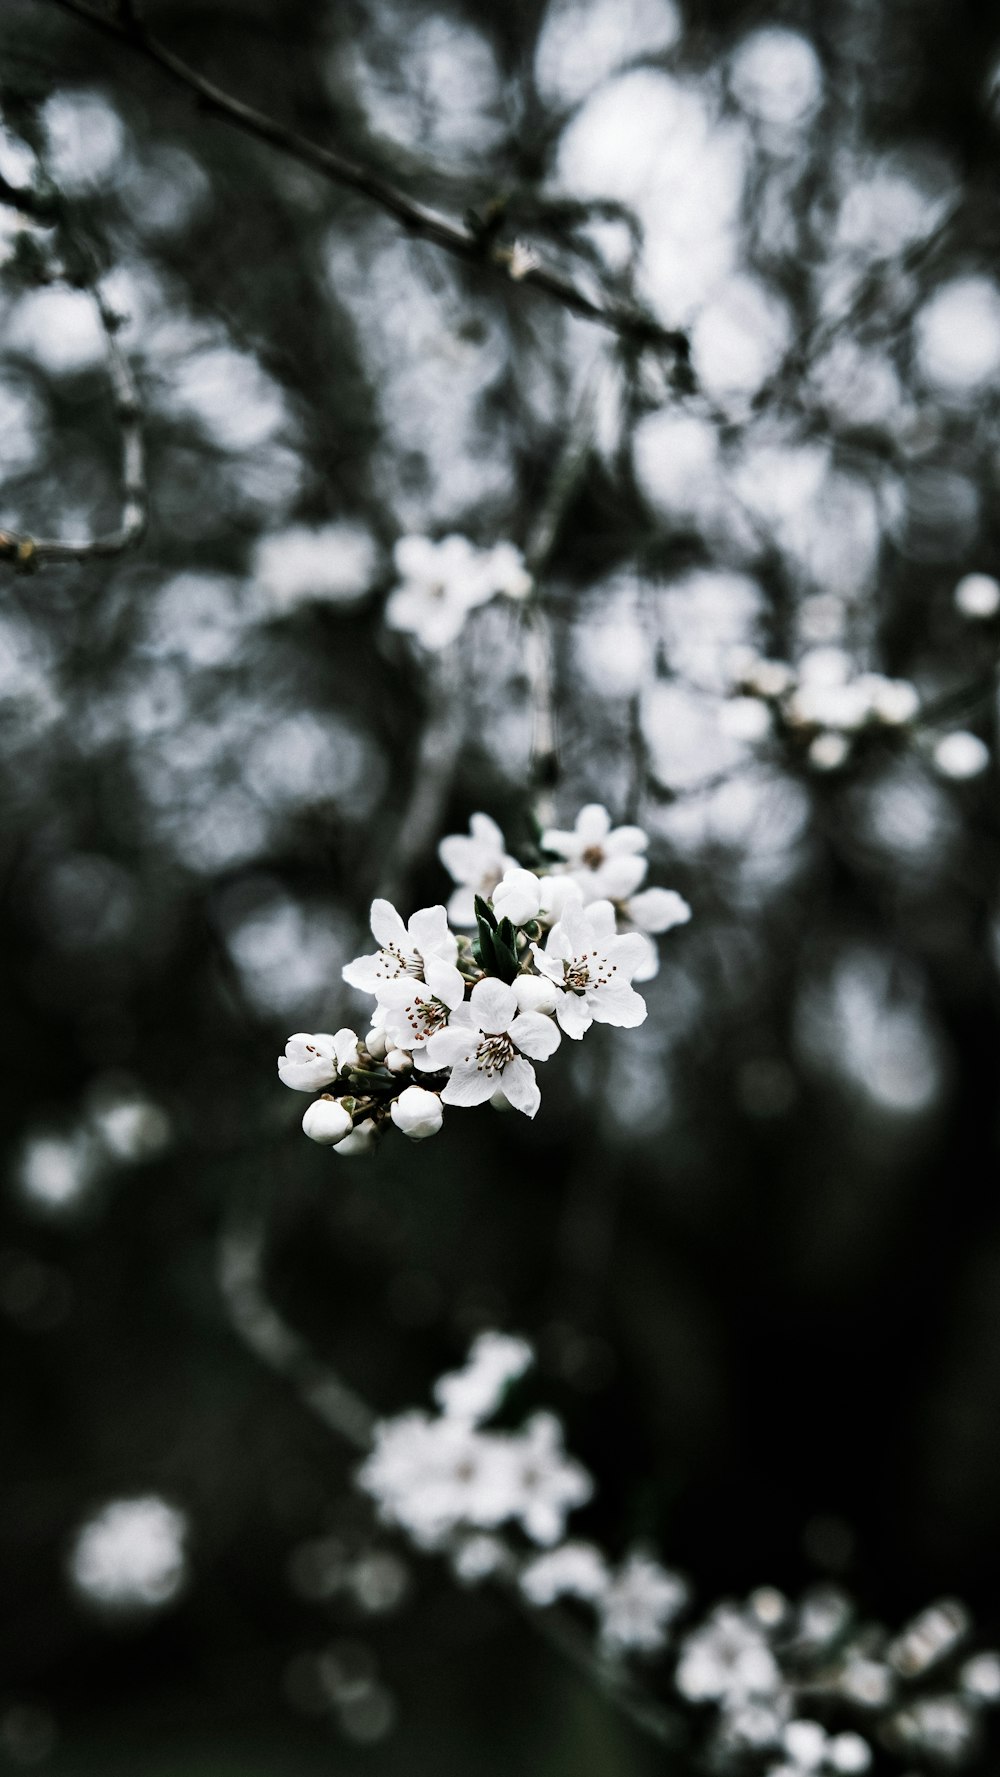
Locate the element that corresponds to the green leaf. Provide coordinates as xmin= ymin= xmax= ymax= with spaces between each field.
xmin=496 ymin=916 xmax=515 ymax=952
xmin=474 ymin=894 xmax=497 ymax=930
xmin=476 ymin=916 xmax=498 ymax=973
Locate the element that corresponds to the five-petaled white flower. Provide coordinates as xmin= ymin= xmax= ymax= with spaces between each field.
xmin=343 ymin=900 xmax=464 ymax=1006
xmin=503 ymin=1411 xmax=594 ymax=1545
xmin=423 ymin=977 xmax=560 ymax=1118
xmin=541 ymin=803 xmax=650 ymax=902
xmin=278 ymin=1028 xmax=359 ymax=1091
xmin=596 ymin=1551 xmax=689 ymax=1655
xmin=439 ymin=812 xmax=517 ymax=927
xmin=379 ymin=967 xmax=466 ymax=1066
xmin=533 ymin=899 xmax=648 ymax=1038
xmin=385 ymin=535 xmax=531 ymax=653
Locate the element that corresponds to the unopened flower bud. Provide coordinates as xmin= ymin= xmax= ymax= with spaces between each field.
xmin=385 ymin=1047 xmax=412 ymax=1074
xmin=513 ymin=974 xmax=560 ymax=1015
xmin=492 ymin=868 xmax=542 ymax=926
xmin=334 ymin=1117 xmax=378 ymax=1157
xmin=390 ymin=1086 xmax=444 ymax=1141
xmin=301 ymin=1095 xmax=353 ymax=1146
xmin=365 ymin=1027 xmax=389 ymax=1062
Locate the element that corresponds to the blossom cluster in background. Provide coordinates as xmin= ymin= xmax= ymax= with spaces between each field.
xmin=359 ymin=1333 xmax=1000 ymax=1773
xmin=276 ymin=804 xmax=691 ymax=1152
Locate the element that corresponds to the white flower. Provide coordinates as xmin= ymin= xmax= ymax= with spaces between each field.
xmin=520 ymin=1541 xmax=609 ymax=1607
xmin=423 ymin=977 xmax=561 ymax=1118
xmin=438 ymin=812 xmax=517 ymax=928
xmin=390 ymin=1085 xmax=444 ymax=1141
xmin=278 ymin=1031 xmax=338 ymax=1092
xmin=783 ymin=1720 xmax=829 ymax=1769
xmin=302 ymin=1096 xmax=354 ymax=1145
xmin=343 ymin=900 xmax=464 ymax=1005
xmin=503 ymin=1412 xmax=593 ymax=1545
xmin=69 ymin=1496 xmax=188 ymax=1611
xmin=933 ymin=730 xmax=990 ymax=780
xmin=334 ymin=1117 xmax=378 ymax=1156
xmin=434 ymin=1331 xmax=533 ymax=1424
xmin=491 ymin=867 xmax=543 ymax=926
xmin=357 ymin=1413 xmax=517 ymax=1549
xmin=380 ymin=971 xmax=467 ymax=1067
xmin=597 ymin=1552 xmax=689 ymax=1655
xmin=384 ymin=535 xmax=530 ymax=651
xmin=533 ymin=899 xmax=648 ymax=1039
xmin=676 ymin=1605 xmax=782 ymax=1703
xmin=277 ymin=1028 xmax=358 ymax=1091
xmin=541 ymin=804 xmax=650 ymax=901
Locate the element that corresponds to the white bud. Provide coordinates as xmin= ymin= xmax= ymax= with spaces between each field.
xmin=828 ymin=1734 xmax=872 ymax=1774
xmin=492 ymin=868 xmax=542 ymax=926
xmin=364 ymin=1027 xmax=389 ymax=1061
xmin=301 ymin=1096 xmax=353 ymax=1146
xmin=390 ymin=1085 xmax=443 ymax=1141
xmin=512 ymin=973 xmax=560 ymax=1015
xmin=385 ymin=1047 xmax=413 ymax=1074
xmin=278 ymin=1032 xmax=338 ymax=1092
xmin=334 ymin=1117 xmax=378 ymax=1156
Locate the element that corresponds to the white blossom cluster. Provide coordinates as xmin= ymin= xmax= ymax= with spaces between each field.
xmin=357 ymin=1336 xmax=1000 ymax=1772
xmin=276 ymin=805 xmax=691 ymax=1153
xmin=384 ymin=534 xmax=532 ymax=651
xmin=726 ymin=646 xmax=991 ymax=782
xmin=357 ymin=1331 xmax=690 ymax=1657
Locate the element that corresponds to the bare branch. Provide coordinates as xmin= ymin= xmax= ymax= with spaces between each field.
xmin=38 ymin=0 xmax=691 ymax=369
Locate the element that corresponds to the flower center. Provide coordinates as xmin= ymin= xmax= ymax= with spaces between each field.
xmin=563 ymin=950 xmax=617 ymax=994
xmin=403 ymin=996 xmax=450 ymax=1041
xmin=581 ymin=845 xmax=606 ymax=868
xmin=470 ymin=1031 xmax=516 ymax=1076
xmin=374 ymin=943 xmax=423 ymax=981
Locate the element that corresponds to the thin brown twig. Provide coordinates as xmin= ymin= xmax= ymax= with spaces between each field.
xmin=39 ymin=0 xmax=691 ymax=368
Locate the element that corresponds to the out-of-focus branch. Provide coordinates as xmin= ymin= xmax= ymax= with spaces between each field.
xmin=0 ymin=179 xmax=147 ymax=570
xmin=39 ymin=0 xmax=691 ymax=370
xmin=219 ymin=1183 xmax=376 ymax=1454
xmin=522 ymin=368 xmax=609 ymax=823
xmin=375 ymin=645 xmax=467 ymax=906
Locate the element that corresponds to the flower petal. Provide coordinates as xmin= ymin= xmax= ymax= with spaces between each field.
xmin=423 ymin=953 xmax=466 ymax=1008
xmin=604 ymin=824 xmax=649 ymax=857
xmin=441 ymin=1062 xmax=497 ymax=1107
xmin=627 ymin=887 xmax=692 ymax=933
xmin=498 ymin=1057 xmax=540 ymax=1118
xmin=406 ymin=904 xmax=454 ymax=957
xmin=468 ymin=977 xmax=517 ymax=1033
xmin=575 ymin=804 xmax=612 ymax=845
xmin=593 ymin=854 xmax=648 ymax=900
xmin=555 ymin=994 xmax=592 ymax=1039
xmin=509 ymin=1011 xmax=561 ymax=1061
xmin=588 ymin=983 xmax=647 ymax=1028
xmin=342 ymin=952 xmax=382 ymax=993
xmin=369 ymin=898 xmax=408 ymax=950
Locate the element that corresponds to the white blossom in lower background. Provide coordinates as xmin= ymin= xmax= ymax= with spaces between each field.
xmin=354 ymin=1337 xmax=1000 ymax=1772
xmin=277 ymin=804 xmax=691 ymax=1154
xmin=68 ymin=1496 xmax=188 ymax=1612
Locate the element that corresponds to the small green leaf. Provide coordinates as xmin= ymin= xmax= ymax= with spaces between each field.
xmin=474 ymin=894 xmax=498 ymax=930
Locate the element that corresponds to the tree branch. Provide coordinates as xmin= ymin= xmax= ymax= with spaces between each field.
xmin=38 ymin=0 xmax=691 ymax=368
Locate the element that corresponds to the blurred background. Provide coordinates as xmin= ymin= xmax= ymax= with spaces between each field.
xmin=2 ymin=0 xmax=1000 ymax=1770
